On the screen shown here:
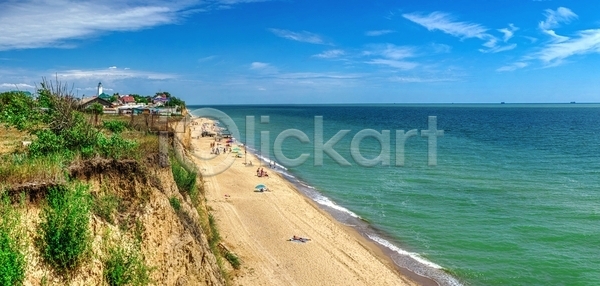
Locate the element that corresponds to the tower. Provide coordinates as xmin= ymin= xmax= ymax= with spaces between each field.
xmin=97 ymin=82 xmax=103 ymax=96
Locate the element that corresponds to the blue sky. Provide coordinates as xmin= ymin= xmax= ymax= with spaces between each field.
xmin=1 ymin=0 xmax=599 ymax=104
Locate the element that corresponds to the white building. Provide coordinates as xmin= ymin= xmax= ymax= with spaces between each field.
xmin=97 ymin=82 xmax=103 ymax=96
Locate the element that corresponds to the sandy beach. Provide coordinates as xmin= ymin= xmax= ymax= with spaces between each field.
xmin=187 ymin=117 xmax=421 ymax=286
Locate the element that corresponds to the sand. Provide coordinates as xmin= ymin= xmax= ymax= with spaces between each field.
xmin=188 ymin=118 xmax=419 ymax=286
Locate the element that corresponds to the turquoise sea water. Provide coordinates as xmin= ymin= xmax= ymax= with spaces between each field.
xmin=190 ymin=104 xmax=600 ymax=286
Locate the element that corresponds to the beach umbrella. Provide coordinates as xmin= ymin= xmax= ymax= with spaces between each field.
xmin=232 ymin=147 xmax=241 ymax=153
xmin=255 ymin=184 xmax=267 ymax=191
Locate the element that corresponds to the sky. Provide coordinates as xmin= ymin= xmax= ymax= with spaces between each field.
xmin=1 ymin=0 xmax=599 ymax=104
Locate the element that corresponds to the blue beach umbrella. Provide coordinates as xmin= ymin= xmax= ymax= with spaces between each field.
xmin=255 ymin=184 xmax=267 ymax=191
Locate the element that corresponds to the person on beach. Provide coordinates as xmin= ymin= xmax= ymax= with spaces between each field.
xmin=289 ymin=235 xmax=311 ymax=242
xmin=256 ymin=168 xmax=261 ymax=177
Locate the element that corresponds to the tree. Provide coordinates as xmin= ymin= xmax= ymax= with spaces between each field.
xmin=164 ymin=96 xmax=185 ymax=108
xmin=87 ymin=103 xmax=104 ymax=126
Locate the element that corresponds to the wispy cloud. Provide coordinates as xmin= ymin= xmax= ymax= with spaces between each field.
xmin=501 ymin=7 xmax=597 ymax=71
xmin=366 ymin=59 xmax=418 ymax=70
xmin=362 ymin=44 xmax=418 ymax=70
xmin=403 ymin=11 xmax=516 ymax=53
xmin=56 ymin=67 xmax=176 ymax=80
xmin=0 ymin=83 xmax=36 ymax=90
xmin=268 ymin=29 xmax=327 ymax=44
xmin=539 ymin=7 xmax=578 ymax=30
xmin=534 ymin=29 xmax=600 ymax=65
xmin=389 ymin=76 xmax=456 ymax=83
xmin=198 ymin=55 xmax=218 ymax=62
xmin=365 ymin=30 xmax=395 ymax=36
xmin=0 ymin=0 xmax=272 ymax=51
xmin=249 ymin=62 xmax=278 ymax=74
xmin=274 ymin=73 xmax=361 ymax=80
xmin=364 ymin=44 xmax=415 ymax=60
xmin=313 ymin=49 xmax=345 ymax=59
xmin=498 ymin=24 xmax=519 ymax=42
xmin=403 ymin=12 xmax=488 ymax=39
xmin=0 ymin=1 xmax=185 ymax=51
xmin=539 ymin=7 xmax=578 ymax=42
xmin=496 ymin=62 xmax=528 ymax=72
xmin=250 ymin=62 xmax=270 ymax=70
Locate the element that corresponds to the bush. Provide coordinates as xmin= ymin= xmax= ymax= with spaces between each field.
xmin=0 ymin=194 xmax=26 ymax=286
xmin=104 ymin=243 xmax=152 ymax=286
xmin=28 ymin=129 xmax=67 ymax=157
xmin=97 ymin=133 xmax=137 ymax=160
xmin=169 ymin=197 xmax=181 ymax=212
xmin=103 ymin=120 xmax=128 ymax=134
xmin=39 ymin=184 xmax=92 ymax=273
xmin=0 ymin=91 xmax=43 ymax=131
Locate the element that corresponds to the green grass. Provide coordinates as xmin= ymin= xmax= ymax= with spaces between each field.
xmin=103 ymin=243 xmax=152 ymax=286
xmin=171 ymin=155 xmax=199 ymax=205
xmin=169 ymin=196 xmax=181 ymax=212
xmin=0 ymin=194 xmax=26 ymax=286
xmin=224 ymin=251 xmax=241 ymax=270
xmin=0 ymin=152 xmax=70 ymax=188
xmin=39 ymin=183 xmax=92 ymax=273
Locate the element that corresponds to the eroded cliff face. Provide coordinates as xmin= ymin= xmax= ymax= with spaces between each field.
xmin=16 ymin=156 xmax=225 ymax=286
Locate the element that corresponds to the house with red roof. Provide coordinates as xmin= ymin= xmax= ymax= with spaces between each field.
xmin=120 ymin=95 xmax=136 ymax=105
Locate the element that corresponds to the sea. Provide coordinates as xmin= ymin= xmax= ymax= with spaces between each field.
xmin=188 ymin=104 xmax=600 ymax=286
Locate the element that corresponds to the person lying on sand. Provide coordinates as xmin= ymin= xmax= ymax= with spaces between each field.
xmin=288 ymin=235 xmax=311 ymax=242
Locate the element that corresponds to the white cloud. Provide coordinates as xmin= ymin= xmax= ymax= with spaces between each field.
xmin=274 ymin=73 xmax=361 ymax=79
xmin=313 ymin=49 xmax=345 ymax=59
xmin=365 ymin=59 xmax=418 ymax=70
xmin=479 ymin=43 xmax=517 ymax=53
xmin=268 ymin=29 xmax=326 ymax=44
xmin=538 ymin=7 xmax=578 ymax=42
xmin=534 ymin=29 xmax=600 ymax=65
xmin=389 ymin=76 xmax=455 ymax=83
xmin=362 ymin=44 xmax=418 ymax=70
xmin=539 ymin=7 xmax=578 ymax=30
xmin=430 ymin=43 xmax=452 ymax=53
xmin=0 ymin=83 xmax=36 ymax=90
xmin=496 ymin=62 xmax=528 ymax=72
xmin=365 ymin=44 xmax=415 ymax=60
xmin=0 ymin=0 xmax=272 ymax=51
xmin=56 ymin=67 xmax=176 ymax=80
xmin=403 ymin=12 xmax=488 ymax=39
xmin=403 ymin=11 xmax=514 ymax=53
xmin=198 ymin=55 xmax=218 ymax=62
xmin=0 ymin=1 xmax=185 ymax=51
xmin=365 ymin=30 xmax=394 ymax=36
xmin=498 ymin=24 xmax=519 ymax=42
xmin=250 ymin=62 xmax=270 ymax=70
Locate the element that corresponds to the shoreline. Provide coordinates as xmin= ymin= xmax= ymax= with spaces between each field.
xmin=187 ymin=116 xmax=442 ymax=285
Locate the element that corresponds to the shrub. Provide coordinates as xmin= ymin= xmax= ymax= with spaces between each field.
xmin=97 ymin=133 xmax=137 ymax=160
xmin=39 ymin=184 xmax=92 ymax=273
xmin=103 ymin=243 xmax=152 ymax=286
xmin=28 ymin=129 xmax=66 ymax=157
xmin=103 ymin=120 xmax=128 ymax=134
xmin=0 ymin=194 xmax=26 ymax=286
xmin=169 ymin=197 xmax=181 ymax=212
xmin=0 ymin=91 xmax=42 ymax=131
